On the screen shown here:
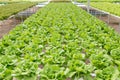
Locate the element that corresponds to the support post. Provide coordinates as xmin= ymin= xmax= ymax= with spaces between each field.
xmin=87 ymin=0 xmax=90 ymax=13
xmin=48 ymin=0 xmax=49 ymax=2
xmin=107 ymin=13 xmax=110 ymax=24
xmin=75 ymin=0 xmax=76 ymax=3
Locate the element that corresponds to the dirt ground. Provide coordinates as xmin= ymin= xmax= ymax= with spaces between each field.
xmin=0 ymin=18 xmax=20 ymax=38
xmin=0 ymin=6 xmax=40 ymax=39
xmin=97 ymin=15 xmax=120 ymax=34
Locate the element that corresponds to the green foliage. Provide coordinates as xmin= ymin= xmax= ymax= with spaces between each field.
xmin=91 ymin=2 xmax=120 ymax=16
xmin=90 ymin=53 xmax=113 ymax=69
xmin=111 ymin=48 xmax=120 ymax=60
xmin=0 ymin=2 xmax=37 ymax=20
xmin=77 ymin=0 xmax=120 ymax=2
xmin=0 ymin=3 xmax=120 ymax=80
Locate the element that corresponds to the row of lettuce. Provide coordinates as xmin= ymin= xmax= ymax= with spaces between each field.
xmin=77 ymin=0 xmax=120 ymax=2
xmin=0 ymin=3 xmax=120 ymax=80
xmin=0 ymin=2 xmax=37 ymax=20
xmin=91 ymin=2 xmax=120 ymax=17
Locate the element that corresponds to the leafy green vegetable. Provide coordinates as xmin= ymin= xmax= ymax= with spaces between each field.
xmin=91 ymin=2 xmax=120 ymax=17
xmin=0 ymin=3 xmax=120 ymax=80
xmin=0 ymin=2 xmax=37 ymax=20
xmin=111 ymin=48 xmax=120 ymax=60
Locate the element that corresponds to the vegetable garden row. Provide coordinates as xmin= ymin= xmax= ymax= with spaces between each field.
xmin=91 ymin=2 xmax=120 ymax=17
xmin=0 ymin=2 xmax=120 ymax=80
xmin=0 ymin=2 xmax=37 ymax=20
xmin=77 ymin=0 xmax=120 ymax=2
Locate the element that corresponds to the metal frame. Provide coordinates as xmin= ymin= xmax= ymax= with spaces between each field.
xmin=87 ymin=0 xmax=90 ymax=13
